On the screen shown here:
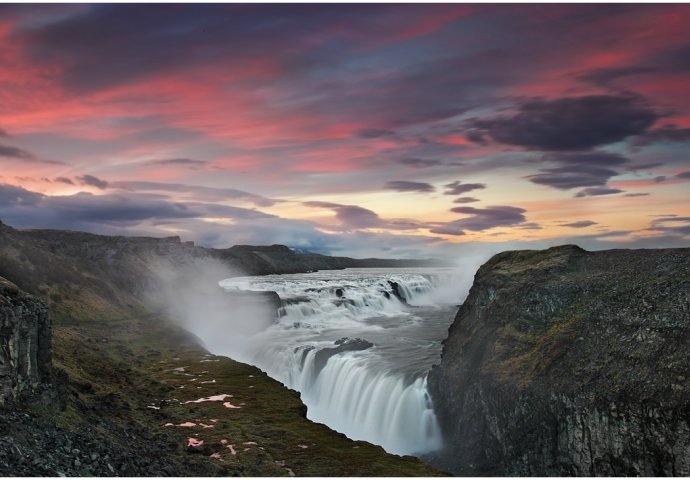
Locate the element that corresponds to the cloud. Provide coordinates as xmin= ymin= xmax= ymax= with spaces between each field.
xmin=539 ymin=151 xmax=630 ymax=167
xmin=428 ymin=223 xmax=466 ymax=236
xmin=0 ymin=143 xmax=35 ymax=160
xmin=356 ymin=128 xmax=395 ymax=139
xmin=526 ymin=151 xmax=630 ymax=191
xmin=529 ymin=165 xmax=619 ymax=190
xmin=576 ymin=66 xmax=657 ymax=87
xmin=446 ymin=205 xmax=527 ymax=231
xmin=561 ymin=220 xmax=597 ymax=228
xmin=0 ymin=183 xmax=274 ymax=231
xmin=624 ymin=192 xmax=650 ymax=197
xmin=633 ymin=125 xmax=690 ymax=146
xmin=304 ymin=201 xmax=383 ymax=229
xmin=77 ymin=174 xmax=109 ymax=190
xmin=111 ymin=181 xmax=277 ymax=207
xmin=574 ymin=187 xmax=624 ymax=197
xmin=453 ymin=197 xmax=479 ymax=204
xmin=54 ymin=177 xmax=74 ymax=185
xmin=0 ymin=183 xmax=43 ymax=206
xmin=0 ymin=128 xmax=8 ymax=138
xmin=304 ymin=200 xmax=428 ymax=232
xmin=395 ymin=157 xmax=444 ymax=168
xmin=649 ymin=216 xmax=690 ymax=237
xmin=144 ymin=158 xmax=208 ymax=168
xmin=677 ymin=171 xmax=690 ymax=179
xmin=467 ymin=95 xmax=658 ymax=150
xmin=443 ymin=180 xmax=486 ymax=195
xmin=384 ymin=180 xmax=434 ymax=193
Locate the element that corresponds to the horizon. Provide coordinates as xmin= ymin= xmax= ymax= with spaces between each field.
xmin=1 ymin=4 xmax=689 ymax=258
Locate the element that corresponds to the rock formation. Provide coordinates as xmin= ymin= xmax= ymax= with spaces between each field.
xmin=427 ymin=245 xmax=690 ymax=476
xmin=0 ymin=276 xmax=51 ymax=405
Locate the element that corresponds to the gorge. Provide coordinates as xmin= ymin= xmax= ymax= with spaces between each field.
xmin=1 ymin=220 xmax=689 ymax=476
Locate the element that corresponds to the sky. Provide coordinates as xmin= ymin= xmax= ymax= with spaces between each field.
xmin=1 ymin=3 xmax=689 ymax=259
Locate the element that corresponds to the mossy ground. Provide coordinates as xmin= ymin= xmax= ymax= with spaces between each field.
xmin=43 ymin=307 xmax=446 ymax=476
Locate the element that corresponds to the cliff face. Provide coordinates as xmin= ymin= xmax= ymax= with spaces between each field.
xmin=427 ymin=245 xmax=690 ymax=476
xmin=0 ymin=276 xmax=51 ymax=404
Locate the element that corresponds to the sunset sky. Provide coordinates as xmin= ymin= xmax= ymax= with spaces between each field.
xmin=1 ymin=4 xmax=689 ymax=258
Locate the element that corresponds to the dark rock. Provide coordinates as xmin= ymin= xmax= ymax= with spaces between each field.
xmin=312 ymin=338 xmax=374 ymax=375
xmin=0 ymin=277 xmax=51 ymax=405
xmin=335 ymin=288 xmax=344 ymax=298
xmin=428 ymin=245 xmax=690 ymax=476
xmin=387 ymin=281 xmax=406 ymax=303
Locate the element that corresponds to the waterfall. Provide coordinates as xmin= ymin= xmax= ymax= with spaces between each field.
xmin=216 ymin=268 xmax=457 ymax=456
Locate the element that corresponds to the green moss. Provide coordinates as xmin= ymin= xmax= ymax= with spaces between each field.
xmin=490 ymin=308 xmax=585 ymax=389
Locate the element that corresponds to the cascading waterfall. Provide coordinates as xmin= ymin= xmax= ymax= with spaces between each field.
xmin=216 ymin=268 xmax=460 ymax=456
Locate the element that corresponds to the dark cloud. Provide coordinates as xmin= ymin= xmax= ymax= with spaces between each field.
xmin=515 ymin=222 xmax=542 ymax=230
xmin=0 ymin=183 xmax=274 ymax=233
xmin=0 ymin=128 xmax=8 ymax=138
xmin=677 ymin=171 xmax=690 ymax=179
xmin=526 ymin=152 xmax=629 ymax=190
xmin=0 ymin=143 xmax=35 ymax=160
xmin=467 ymin=95 xmax=658 ymax=150
xmin=627 ymin=162 xmax=664 ymax=171
xmin=304 ymin=201 xmax=383 ymax=230
xmin=0 ymin=143 xmax=66 ymax=166
xmin=453 ymin=197 xmax=479 ymax=204
xmin=0 ymin=183 xmax=43 ymax=206
xmin=624 ymin=192 xmax=650 ymax=197
xmin=574 ymin=187 xmax=624 ymax=198
xmin=539 ymin=151 xmax=630 ymax=167
xmin=576 ymin=66 xmax=657 ymax=87
xmin=428 ymin=223 xmax=466 ymax=236
xmin=304 ymin=200 xmax=427 ymax=231
xmin=54 ymin=177 xmax=74 ymax=185
xmin=447 ymin=205 xmax=527 ymax=231
xmin=356 ymin=128 xmax=395 ymax=139
xmin=111 ymin=181 xmax=277 ymax=207
xmin=384 ymin=181 xmax=435 ymax=193
xmin=77 ymin=174 xmax=109 ymax=190
xmin=443 ymin=181 xmax=486 ymax=195
xmin=633 ymin=125 xmax=690 ymax=146
xmin=395 ymin=158 xmax=443 ymax=168
xmin=561 ymin=220 xmax=597 ymax=228
xmin=144 ymin=158 xmax=208 ymax=168
xmin=649 ymin=216 xmax=690 ymax=237
xmin=528 ymin=165 xmax=618 ymax=190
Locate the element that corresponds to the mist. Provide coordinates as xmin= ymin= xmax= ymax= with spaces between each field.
xmin=145 ymin=256 xmax=277 ymax=355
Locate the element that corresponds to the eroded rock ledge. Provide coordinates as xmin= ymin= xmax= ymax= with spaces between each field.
xmin=0 ymin=276 xmax=51 ymax=404
xmin=427 ymin=245 xmax=690 ymax=476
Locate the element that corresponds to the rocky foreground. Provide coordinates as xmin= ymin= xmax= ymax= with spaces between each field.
xmin=427 ymin=245 xmax=690 ymax=476
xmin=0 ymin=220 xmax=445 ymax=476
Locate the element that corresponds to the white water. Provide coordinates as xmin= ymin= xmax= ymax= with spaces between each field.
xmin=210 ymin=268 xmax=462 ymax=456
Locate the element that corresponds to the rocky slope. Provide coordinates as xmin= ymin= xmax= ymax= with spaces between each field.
xmin=427 ymin=245 xmax=690 ymax=476
xmin=0 ymin=220 xmax=446 ymax=477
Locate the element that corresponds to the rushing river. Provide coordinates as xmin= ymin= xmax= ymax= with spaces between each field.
xmin=208 ymin=268 xmax=462 ymax=456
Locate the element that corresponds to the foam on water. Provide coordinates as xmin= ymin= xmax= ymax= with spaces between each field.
xmin=210 ymin=268 xmax=462 ymax=456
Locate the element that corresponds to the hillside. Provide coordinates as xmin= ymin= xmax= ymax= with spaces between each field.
xmin=0 ymin=220 xmax=446 ymax=476
xmin=427 ymin=245 xmax=690 ymax=476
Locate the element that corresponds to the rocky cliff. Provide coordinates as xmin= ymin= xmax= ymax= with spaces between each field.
xmin=0 ymin=277 xmax=51 ymax=405
xmin=427 ymin=245 xmax=690 ymax=476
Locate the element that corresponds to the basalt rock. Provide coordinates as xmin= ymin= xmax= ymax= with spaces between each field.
xmin=0 ymin=276 xmax=51 ymax=405
xmin=427 ymin=245 xmax=690 ymax=476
